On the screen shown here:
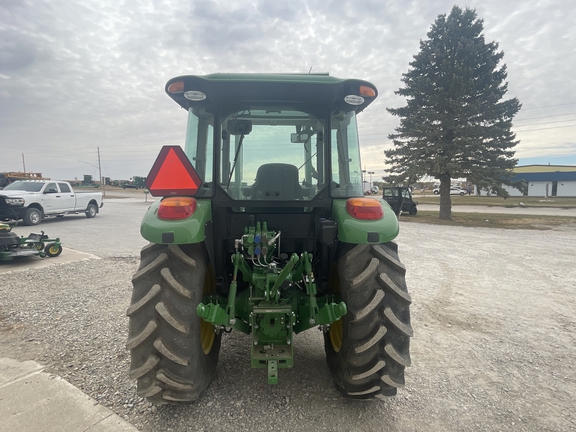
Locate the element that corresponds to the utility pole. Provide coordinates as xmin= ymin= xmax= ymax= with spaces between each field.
xmin=22 ymin=153 xmax=26 ymax=172
xmin=97 ymin=147 xmax=105 ymax=197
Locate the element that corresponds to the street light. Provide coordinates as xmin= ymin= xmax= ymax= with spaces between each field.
xmin=362 ymin=170 xmax=376 ymax=193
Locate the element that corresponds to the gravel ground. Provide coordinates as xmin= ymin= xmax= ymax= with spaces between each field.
xmin=1 ymin=199 xmax=575 ymax=431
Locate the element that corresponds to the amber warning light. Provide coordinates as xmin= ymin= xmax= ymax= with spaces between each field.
xmin=145 ymin=146 xmax=202 ymax=197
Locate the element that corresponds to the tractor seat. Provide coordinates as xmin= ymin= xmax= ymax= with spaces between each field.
xmin=251 ymin=163 xmax=303 ymax=200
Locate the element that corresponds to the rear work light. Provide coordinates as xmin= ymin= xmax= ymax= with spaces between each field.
xmin=346 ymin=198 xmax=383 ymax=220
xmin=158 ymin=197 xmax=197 ymax=220
xmin=167 ymin=81 xmax=184 ymax=93
xmin=359 ymin=85 xmax=376 ymax=97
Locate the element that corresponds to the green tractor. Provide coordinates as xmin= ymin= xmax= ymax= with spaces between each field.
xmin=127 ymin=73 xmax=412 ymax=403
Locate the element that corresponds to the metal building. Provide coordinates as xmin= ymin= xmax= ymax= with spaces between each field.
xmin=503 ymin=165 xmax=576 ymax=197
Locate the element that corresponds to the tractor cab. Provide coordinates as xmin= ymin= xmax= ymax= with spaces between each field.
xmin=160 ymin=73 xmax=376 ymax=204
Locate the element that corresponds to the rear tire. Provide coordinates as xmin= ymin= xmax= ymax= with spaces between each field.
xmin=324 ymin=243 xmax=412 ymax=399
xmin=85 ymin=203 xmax=97 ymax=218
xmin=127 ymin=243 xmax=221 ymax=404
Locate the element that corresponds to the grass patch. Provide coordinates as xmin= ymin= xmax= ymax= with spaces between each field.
xmin=401 ymin=210 xmax=576 ymax=230
xmin=412 ymin=194 xmax=576 ymax=208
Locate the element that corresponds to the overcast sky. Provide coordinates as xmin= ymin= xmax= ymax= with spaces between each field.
xmin=1 ymin=0 xmax=575 ymax=182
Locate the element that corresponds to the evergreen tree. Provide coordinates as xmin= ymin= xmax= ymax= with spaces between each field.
xmin=385 ymin=6 xmax=521 ymax=219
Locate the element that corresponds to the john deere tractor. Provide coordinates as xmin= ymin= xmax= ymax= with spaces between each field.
xmin=127 ymin=73 xmax=412 ymax=403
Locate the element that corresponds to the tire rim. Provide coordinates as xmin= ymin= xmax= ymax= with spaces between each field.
xmin=329 ymin=318 xmax=343 ymax=352
xmin=200 ymin=320 xmax=215 ymax=354
xmin=31 ymin=212 xmax=40 ymax=224
xmin=49 ymin=245 xmax=59 ymax=254
xmin=201 ymin=264 xmax=216 ymax=355
xmin=328 ymin=262 xmax=343 ymax=352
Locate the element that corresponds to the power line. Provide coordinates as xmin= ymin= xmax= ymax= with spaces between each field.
xmin=515 ymin=112 xmax=576 ymax=122
xmin=514 ymin=124 xmax=576 ymax=133
xmin=514 ymin=119 xmax=576 ymax=128
xmin=520 ymin=102 xmax=576 ymax=111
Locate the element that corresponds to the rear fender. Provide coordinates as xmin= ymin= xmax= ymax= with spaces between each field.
xmin=332 ymin=199 xmax=399 ymax=244
xmin=140 ymin=199 xmax=212 ymax=244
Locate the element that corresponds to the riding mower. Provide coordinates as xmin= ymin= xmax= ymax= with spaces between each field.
xmin=0 ymin=222 xmax=63 ymax=261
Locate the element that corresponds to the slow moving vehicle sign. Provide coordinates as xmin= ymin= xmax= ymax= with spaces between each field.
xmin=145 ymin=146 xmax=202 ymax=197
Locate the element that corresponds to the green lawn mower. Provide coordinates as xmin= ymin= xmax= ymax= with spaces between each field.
xmin=0 ymin=222 xmax=63 ymax=261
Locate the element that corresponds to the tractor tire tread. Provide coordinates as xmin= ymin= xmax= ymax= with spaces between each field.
xmin=127 ymin=243 xmax=220 ymax=404
xmin=324 ymin=242 xmax=412 ymax=399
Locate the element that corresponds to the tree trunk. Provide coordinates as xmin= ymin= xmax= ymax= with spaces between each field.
xmin=439 ymin=175 xmax=452 ymax=220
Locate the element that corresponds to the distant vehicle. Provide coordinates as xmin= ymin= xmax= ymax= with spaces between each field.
xmin=363 ymin=186 xmax=379 ymax=195
xmin=382 ymin=186 xmax=418 ymax=215
xmin=433 ymin=186 xmax=467 ymax=196
xmin=0 ymin=180 xmax=103 ymax=225
xmin=122 ymin=183 xmax=139 ymax=189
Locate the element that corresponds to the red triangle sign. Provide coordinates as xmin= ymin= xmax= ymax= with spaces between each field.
xmin=146 ymin=146 xmax=202 ymax=197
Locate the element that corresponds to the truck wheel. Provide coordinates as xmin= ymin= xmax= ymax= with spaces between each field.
xmin=127 ymin=243 xmax=221 ymax=404
xmin=23 ymin=208 xmax=42 ymax=226
xmin=44 ymin=243 xmax=63 ymax=257
xmin=409 ymin=205 xmax=417 ymax=215
xmin=85 ymin=203 xmax=98 ymax=218
xmin=324 ymin=242 xmax=412 ymax=399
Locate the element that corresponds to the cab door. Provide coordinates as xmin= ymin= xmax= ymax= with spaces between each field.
xmin=57 ymin=182 xmax=76 ymax=211
xmin=41 ymin=182 xmax=60 ymax=213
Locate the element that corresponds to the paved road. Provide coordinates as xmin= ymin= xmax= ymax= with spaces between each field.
xmin=417 ymin=203 xmax=576 ymax=216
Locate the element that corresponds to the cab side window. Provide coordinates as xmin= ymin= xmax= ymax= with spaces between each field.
xmin=58 ymin=183 xmax=71 ymax=193
xmin=45 ymin=183 xmax=58 ymax=193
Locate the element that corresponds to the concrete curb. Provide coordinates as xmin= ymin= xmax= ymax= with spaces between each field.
xmin=0 ymin=358 xmax=139 ymax=432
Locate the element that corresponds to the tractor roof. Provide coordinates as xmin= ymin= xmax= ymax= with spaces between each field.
xmin=165 ymin=73 xmax=378 ymax=113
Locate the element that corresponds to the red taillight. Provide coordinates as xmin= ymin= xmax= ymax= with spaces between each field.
xmin=158 ymin=197 xmax=197 ymax=220
xmin=346 ymin=198 xmax=383 ymax=220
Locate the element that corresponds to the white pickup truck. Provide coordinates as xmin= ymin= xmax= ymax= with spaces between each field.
xmin=0 ymin=180 xmax=103 ymax=225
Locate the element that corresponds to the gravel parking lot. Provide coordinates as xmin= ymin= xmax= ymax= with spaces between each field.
xmin=1 ymin=199 xmax=575 ymax=431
